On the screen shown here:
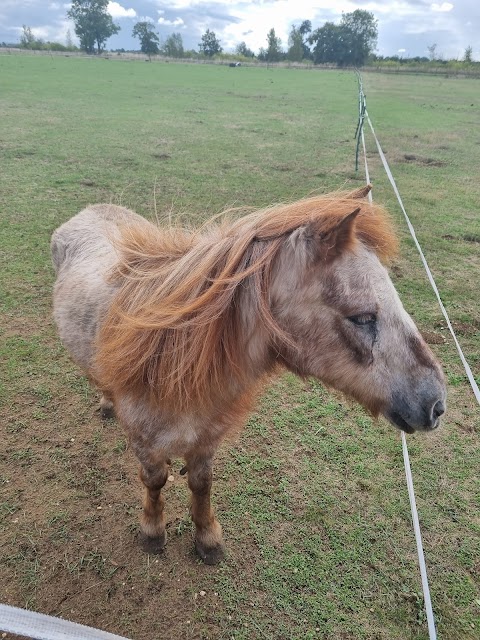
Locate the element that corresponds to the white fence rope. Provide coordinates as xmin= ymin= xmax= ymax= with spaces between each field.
xmin=357 ymin=77 xmax=439 ymax=640
xmin=0 ymin=604 xmax=131 ymax=640
xmin=364 ymin=109 xmax=480 ymax=405
xmin=400 ymin=431 xmax=437 ymax=639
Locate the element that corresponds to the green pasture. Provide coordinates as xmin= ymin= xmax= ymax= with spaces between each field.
xmin=0 ymin=55 xmax=479 ymax=640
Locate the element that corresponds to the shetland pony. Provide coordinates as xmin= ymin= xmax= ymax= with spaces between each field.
xmin=51 ymin=186 xmax=446 ymax=564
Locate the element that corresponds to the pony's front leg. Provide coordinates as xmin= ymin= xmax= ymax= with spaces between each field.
xmin=137 ymin=454 xmax=169 ymax=554
xmin=185 ymin=451 xmax=225 ymax=565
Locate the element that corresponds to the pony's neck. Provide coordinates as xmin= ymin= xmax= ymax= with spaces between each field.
xmin=236 ymin=286 xmax=278 ymax=382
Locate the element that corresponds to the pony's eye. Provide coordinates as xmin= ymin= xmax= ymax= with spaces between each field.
xmin=348 ymin=313 xmax=377 ymax=326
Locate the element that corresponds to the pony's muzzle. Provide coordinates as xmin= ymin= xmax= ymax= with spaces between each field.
xmin=387 ymin=390 xmax=446 ymax=434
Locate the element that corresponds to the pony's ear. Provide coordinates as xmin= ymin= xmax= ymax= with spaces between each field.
xmin=347 ymin=184 xmax=372 ymax=200
xmin=289 ymin=207 xmax=361 ymax=264
xmin=314 ymin=207 xmax=361 ymax=261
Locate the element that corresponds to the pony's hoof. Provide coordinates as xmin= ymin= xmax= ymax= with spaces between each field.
xmin=195 ymin=539 xmax=225 ymax=565
xmin=100 ymin=405 xmax=115 ymax=420
xmin=138 ymin=531 xmax=166 ymax=554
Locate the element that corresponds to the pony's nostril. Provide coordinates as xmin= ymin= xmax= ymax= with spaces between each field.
xmin=432 ymin=400 xmax=445 ymax=420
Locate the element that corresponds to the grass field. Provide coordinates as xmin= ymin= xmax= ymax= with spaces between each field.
xmin=1 ymin=55 xmax=479 ymax=640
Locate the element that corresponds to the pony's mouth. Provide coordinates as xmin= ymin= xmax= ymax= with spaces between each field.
xmin=388 ymin=411 xmax=442 ymax=434
xmin=388 ymin=411 xmax=416 ymax=434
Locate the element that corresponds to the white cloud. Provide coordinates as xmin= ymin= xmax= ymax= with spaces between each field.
xmin=107 ymin=2 xmax=136 ymax=18
xmin=431 ymin=2 xmax=454 ymax=11
xmin=158 ymin=17 xmax=185 ymax=27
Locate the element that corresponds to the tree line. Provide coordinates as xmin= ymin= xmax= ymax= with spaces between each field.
xmin=7 ymin=1 xmax=476 ymax=67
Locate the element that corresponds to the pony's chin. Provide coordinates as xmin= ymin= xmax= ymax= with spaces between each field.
xmin=387 ymin=411 xmax=416 ymax=434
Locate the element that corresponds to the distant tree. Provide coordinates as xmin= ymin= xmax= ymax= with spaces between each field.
xmin=65 ymin=29 xmax=74 ymax=49
xmin=266 ymin=28 xmax=282 ymax=62
xmin=464 ymin=45 xmax=473 ymax=63
xmin=309 ymin=10 xmax=377 ymax=66
xmin=299 ymin=20 xmax=312 ymax=37
xmin=132 ymin=21 xmax=159 ymax=57
xmin=161 ymin=33 xmax=184 ymax=58
xmin=257 ymin=47 xmax=267 ymax=61
xmin=235 ymin=41 xmax=254 ymax=58
xmin=287 ymin=25 xmax=304 ymax=62
xmin=340 ymin=10 xmax=378 ymax=65
xmin=299 ymin=20 xmax=312 ymax=59
xmin=67 ymin=0 xmax=120 ymax=55
xmin=20 ymin=25 xmax=36 ymax=49
xmin=198 ymin=29 xmax=222 ymax=57
xmin=309 ymin=22 xmax=344 ymax=65
xmin=427 ymin=43 xmax=437 ymax=61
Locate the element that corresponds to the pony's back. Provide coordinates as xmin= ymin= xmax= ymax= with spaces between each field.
xmin=51 ymin=204 xmax=149 ymax=274
xmin=51 ymin=204 xmax=153 ymax=374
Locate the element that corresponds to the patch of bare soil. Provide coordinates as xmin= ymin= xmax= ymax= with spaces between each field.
xmin=0 ymin=318 xmax=262 ymax=640
xmin=401 ymin=154 xmax=446 ymax=167
xmin=152 ymin=153 xmax=171 ymax=160
xmin=420 ymin=330 xmax=446 ymax=345
xmin=434 ymin=319 xmax=479 ymax=336
xmin=463 ymin=233 xmax=480 ymax=244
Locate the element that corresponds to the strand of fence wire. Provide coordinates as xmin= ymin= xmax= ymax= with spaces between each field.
xmin=0 ymin=603 xmax=131 ymax=640
xmin=356 ymin=72 xmax=438 ymax=640
xmin=356 ymin=72 xmax=480 ymax=405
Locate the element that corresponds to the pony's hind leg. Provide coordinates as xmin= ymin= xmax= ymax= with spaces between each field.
xmin=138 ymin=453 xmax=169 ymax=554
xmin=185 ymin=450 xmax=225 ymax=565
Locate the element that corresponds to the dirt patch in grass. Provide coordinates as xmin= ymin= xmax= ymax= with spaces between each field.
xmin=463 ymin=233 xmax=480 ymax=244
xmin=401 ymin=154 xmax=446 ymax=167
xmin=152 ymin=153 xmax=171 ymax=160
xmin=421 ymin=330 xmax=447 ymax=345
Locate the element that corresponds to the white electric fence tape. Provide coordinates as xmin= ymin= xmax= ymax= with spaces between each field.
xmin=365 ymin=108 xmax=480 ymax=406
xmin=400 ymin=430 xmax=437 ymax=639
xmin=358 ymin=83 xmax=438 ymax=640
xmin=0 ymin=603 xmax=131 ymax=640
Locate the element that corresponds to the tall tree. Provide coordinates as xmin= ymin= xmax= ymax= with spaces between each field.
xmin=235 ymin=41 xmax=254 ymax=58
xmin=340 ymin=9 xmax=378 ymax=66
xmin=309 ymin=22 xmax=346 ymax=65
xmin=198 ymin=29 xmax=222 ymax=57
xmin=161 ymin=33 xmax=184 ymax=58
xmin=427 ymin=43 xmax=437 ymax=61
xmin=299 ymin=20 xmax=312 ymax=38
xmin=299 ymin=20 xmax=312 ymax=59
xmin=65 ymin=29 xmax=74 ymax=49
xmin=309 ymin=10 xmax=377 ymax=66
xmin=67 ymin=0 xmax=120 ymax=55
xmin=20 ymin=25 xmax=35 ymax=49
xmin=464 ymin=45 xmax=473 ymax=63
xmin=287 ymin=25 xmax=304 ymax=62
xmin=132 ymin=21 xmax=159 ymax=57
xmin=266 ymin=28 xmax=282 ymax=62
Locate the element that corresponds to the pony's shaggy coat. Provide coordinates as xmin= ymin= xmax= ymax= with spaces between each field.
xmin=96 ymin=189 xmax=397 ymax=415
xmin=52 ymin=186 xmax=445 ymax=564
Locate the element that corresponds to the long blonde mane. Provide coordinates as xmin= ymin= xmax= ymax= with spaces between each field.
xmin=95 ymin=188 xmax=398 ymax=412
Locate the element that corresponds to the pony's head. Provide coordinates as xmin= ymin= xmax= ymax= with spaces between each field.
xmin=268 ymin=187 xmax=446 ymax=433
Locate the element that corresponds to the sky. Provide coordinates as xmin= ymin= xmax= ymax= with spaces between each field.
xmin=0 ymin=1 xmax=478 ymax=60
